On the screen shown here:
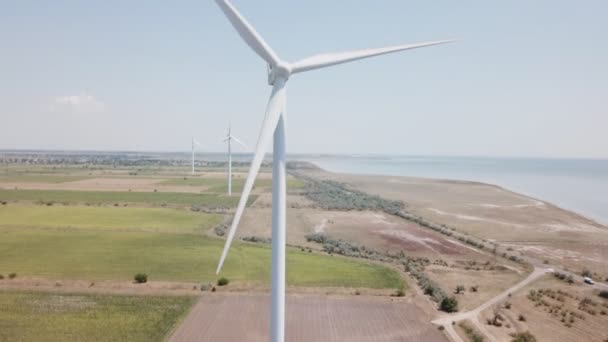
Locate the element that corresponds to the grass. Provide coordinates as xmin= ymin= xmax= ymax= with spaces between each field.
xmin=0 ymin=204 xmax=222 ymax=234
xmin=0 ymin=174 xmax=89 ymax=183
xmin=0 ymin=227 xmax=403 ymax=289
xmin=160 ymin=177 xmax=305 ymax=192
xmin=0 ymin=188 xmax=254 ymax=207
xmin=0 ymin=291 xmax=194 ymax=342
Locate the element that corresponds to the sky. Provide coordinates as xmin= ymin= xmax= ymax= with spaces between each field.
xmin=1 ymin=1 xmax=607 ymax=159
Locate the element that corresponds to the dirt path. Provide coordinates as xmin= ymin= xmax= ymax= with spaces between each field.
xmin=0 ymin=277 xmax=202 ymax=297
xmin=169 ymin=293 xmax=447 ymax=342
xmin=432 ymin=267 xmax=549 ymax=341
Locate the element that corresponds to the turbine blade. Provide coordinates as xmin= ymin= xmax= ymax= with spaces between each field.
xmin=215 ymin=0 xmax=280 ymax=66
xmin=216 ymin=79 xmax=287 ymax=274
xmin=230 ymin=135 xmax=250 ymax=151
xmin=291 ymin=39 xmax=456 ymax=74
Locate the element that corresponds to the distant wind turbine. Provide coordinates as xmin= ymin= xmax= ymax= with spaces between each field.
xmin=213 ymin=1 xmax=455 ymax=341
xmin=223 ymin=123 xmax=249 ymax=196
xmin=191 ymin=137 xmax=202 ymax=175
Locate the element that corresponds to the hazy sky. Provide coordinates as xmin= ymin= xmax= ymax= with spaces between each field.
xmin=2 ymin=1 xmax=607 ymax=158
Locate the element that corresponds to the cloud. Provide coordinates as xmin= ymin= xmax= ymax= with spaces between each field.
xmin=48 ymin=94 xmax=105 ymax=114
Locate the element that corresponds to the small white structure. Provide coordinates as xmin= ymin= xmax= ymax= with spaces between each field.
xmin=584 ymin=277 xmax=594 ymax=285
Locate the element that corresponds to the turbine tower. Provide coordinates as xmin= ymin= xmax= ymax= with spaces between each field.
xmin=213 ymin=1 xmax=454 ymax=341
xmin=191 ymin=137 xmax=202 ymax=175
xmin=223 ymin=122 xmax=249 ymax=196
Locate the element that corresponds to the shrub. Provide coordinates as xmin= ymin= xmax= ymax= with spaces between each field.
xmin=599 ymin=290 xmax=608 ymax=299
xmin=8 ymin=273 xmax=16 ymax=279
xmin=439 ymin=297 xmax=459 ymax=313
xmin=470 ymin=285 xmax=479 ymax=292
xmin=510 ymin=331 xmax=537 ymax=342
xmin=455 ymin=285 xmax=465 ymax=294
xmin=518 ymin=314 xmax=526 ymax=321
xmin=395 ymin=289 xmax=405 ymax=297
xmin=582 ymin=269 xmax=592 ymax=278
xmin=0 ymin=201 xmax=7 ymax=205
xmin=504 ymin=302 xmax=512 ymax=309
xmin=134 ymin=273 xmax=148 ymax=283
xmin=217 ymin=277 xmax=229 ymax=286
xmin=200 ymin=283 xmax=212 ymax=291
xmin=0 ymin=274 xmax=4 ymax=279
xmin=438 ymin=325 xmax=445 ymax=331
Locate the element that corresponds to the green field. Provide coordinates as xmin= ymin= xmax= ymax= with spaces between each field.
xmin=0 ymin=205 xmax=222 ymax=234
xmin=0 ymin=227 xmax=402 ymax=289
xmin=160 ymin=177 xmax=305 ymax=192
xmin=0 ymin=189 xmax=254 ymax=207
xmin=0 ymin=174 xmax=89 ymax=183
xmin=0 ymin=291 xmax=194 ymax=342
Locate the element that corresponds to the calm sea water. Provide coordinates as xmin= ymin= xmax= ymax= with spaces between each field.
xmin=300 ymin=155 xmax=608 ymax=225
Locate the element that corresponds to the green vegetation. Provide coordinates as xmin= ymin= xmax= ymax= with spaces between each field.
xmin=459 ymin=322 xmax=484 ymax=342
xmin=0 ymin=174 xmax=89 ymax=183
xmin=0 ymin=188 xmax=251 ymax=208
xmin=510 ymin=331 xmax=537 ymax=342
xmin=0 ymin=204 xmax=222 ymax=234
xmin=440 ymin=296 xmax=459 ymax=313
xmin=0 ymin=227 xmax=402 ymax=288
xmin=301 ymin=177 xmax=403 ymax=213
xmin=161 ymin=177 xmax=304 ymax=191
xmin=599 ymin=290 xmax=608 ymax=299
xmin=217 ymin=277 xmax=230 ymax=286
xmin=134 ymin=273 xmax=148 ymax=283
xmin=0 ymin=291 xmax=194 ymax=342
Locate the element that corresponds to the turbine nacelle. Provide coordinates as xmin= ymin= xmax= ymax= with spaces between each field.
xmin=267 ymin=62 xmax=291 ymax=86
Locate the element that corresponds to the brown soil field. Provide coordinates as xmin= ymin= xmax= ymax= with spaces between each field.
xmin=425 ymin=264 xmax=525 ymax=311
xmin=169 ymin=293 xmax=447 ymax=342
xmin=478 ymin=275 xmax=608 ymax=342
xmin=305 ymin=170 xmax=608 ymax=275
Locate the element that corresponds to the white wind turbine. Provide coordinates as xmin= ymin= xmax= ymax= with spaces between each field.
xmin=213 ymin=1 xmax=455 ymax=341
xmin=191 ymin=137 xmax=203 ymax=175
xmin=223 ymin=123 xmax=249 ymax=196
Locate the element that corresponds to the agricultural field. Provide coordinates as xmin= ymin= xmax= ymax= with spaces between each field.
xmin=0 ymin=188 xmax=246 ymax=208
xmin=0 ymin=204 xmax=222 ymax=234
xmin=169 ymin=293 xmax=445 ymax=342
xmin=160 ymin=175 xmax=305 ymax=192
xmin=0 ymin=226 xmax=402 ymax=287
xmin=8 ymin=156 xmax=605 ymax=341
xmin=0 ymin=291 xmax=195 ymax=342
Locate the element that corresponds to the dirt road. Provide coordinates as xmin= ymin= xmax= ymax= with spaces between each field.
xmin=432 ymin=267 xmax=549 ymax=342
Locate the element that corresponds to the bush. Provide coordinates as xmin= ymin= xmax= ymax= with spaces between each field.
xmin=8 ymin=273 xmax=16 ymax=279
xmin=599 ymin=290 xmax=608 ymax=299
xmin=395 ymin=289 xmax=405 ymax=297
xmin=470 ymin=285 xmax=479 ymax=292
xmin=518 ymin=314 xmax=526 ymax=321
xmin=455 ymin=285 xmax=465 ymax=294
xmin=510 ymin=331 xmax=537 ymax=342
xmin=582 ymin=269 xmax=592 ymax=278
xmin=440 ymin=297 xmax=459 ymax=313
xmin=0 ymin=274 xmax=4 ymax=279
xmin=217 ymin=277 xmax=229 ymax=286
xmin=134 ymin=273 xmax=148 ymax=283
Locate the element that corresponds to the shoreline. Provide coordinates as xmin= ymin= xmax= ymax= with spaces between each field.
xmin=303 ymin=160 xmax=608 ymax=227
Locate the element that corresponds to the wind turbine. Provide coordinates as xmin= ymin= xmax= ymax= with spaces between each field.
xmin=191 ymin=137 xmax=202 ymax=175
xmin=213 ymin=1 xmax=455 ymax=341
xmin=223 ymin=123 xmax=249 ymax=196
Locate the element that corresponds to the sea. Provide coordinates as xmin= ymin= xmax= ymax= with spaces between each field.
xmin=298 ymin=155 xmax=608 ymax=225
